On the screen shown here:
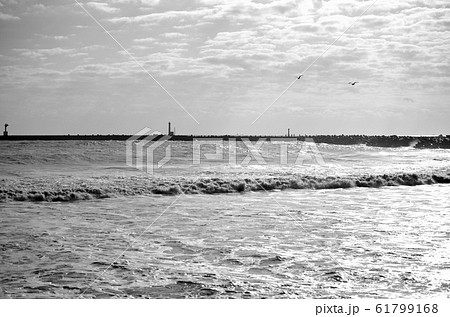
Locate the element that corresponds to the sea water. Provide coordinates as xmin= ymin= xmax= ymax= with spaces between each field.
xmin=0 ymin=140 xmax=449 ymax=298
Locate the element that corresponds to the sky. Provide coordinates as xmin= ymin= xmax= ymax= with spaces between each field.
xmin=0 ymin=0 xmax=449 ymax=135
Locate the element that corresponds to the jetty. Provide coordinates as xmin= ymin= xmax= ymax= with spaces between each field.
xmin=1 ymin=133 xmax=449 ymax=149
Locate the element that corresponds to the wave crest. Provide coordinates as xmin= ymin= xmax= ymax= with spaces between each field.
xmin=1 ymin=171 xmax=449 ymax=202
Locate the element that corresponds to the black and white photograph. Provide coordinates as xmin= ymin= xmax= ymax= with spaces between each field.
xmin=1 ymin=0 xmax=449 ymax=314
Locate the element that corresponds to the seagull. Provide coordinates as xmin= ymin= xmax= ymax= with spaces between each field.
xmin=297 ymin=75 xmax=303 ymax=79
xmin=348 ymin=81 xmax=358 ymax=85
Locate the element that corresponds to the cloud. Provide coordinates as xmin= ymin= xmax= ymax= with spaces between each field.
xmin=0 ymin=12 xmax=20 ymax=20
xmin=133 ymin=37 xmax=157 ymax=44
xmin=70 ymin=63 xmax=131 ymax=78
xmin=108 ymin=8 xmax=211 ymax=24
xmin=86 ymin=2 xmax=119 ymax=14
xmin=111 ymin=0 xmax=160 ymax=6
xmin=13 ymin=48 xmax=76 ymax=60
xmin=161 ymin=32 xmax=186 ymax=39
xmin=36 ymin=34 xmax=69 ymax=41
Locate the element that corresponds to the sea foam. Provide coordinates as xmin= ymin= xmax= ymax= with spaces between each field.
xmin=1 ymin=171 xmax=449 ymax=202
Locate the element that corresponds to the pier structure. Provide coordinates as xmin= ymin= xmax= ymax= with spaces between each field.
xmin=168 ymin=122 xmax=174 ymax=136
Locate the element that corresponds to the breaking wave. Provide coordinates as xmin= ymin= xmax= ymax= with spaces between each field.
xmin=1 ymin=171 xmax=449 ymax=202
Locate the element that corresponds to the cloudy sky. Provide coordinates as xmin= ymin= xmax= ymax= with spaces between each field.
xmin=1 ymin=0 xmax=449 ymax=135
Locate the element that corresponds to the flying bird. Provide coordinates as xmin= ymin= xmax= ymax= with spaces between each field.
xmin=297 ymin=75 xmax=303 ymax=79
xmin=348 ymin=81 xmax=358 ymax=85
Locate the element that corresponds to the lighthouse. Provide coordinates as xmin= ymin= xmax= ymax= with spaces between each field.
xmin=168 ymin=122 xmax=174 ymax=136
xmin=4 ymin=124 xmax=8 ymax=137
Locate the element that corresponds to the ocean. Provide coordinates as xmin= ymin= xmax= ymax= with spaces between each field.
xmin=0 ymin=140 xmax=449 ymax=298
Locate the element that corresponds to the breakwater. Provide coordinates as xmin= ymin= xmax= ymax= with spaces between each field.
xmin=1 ymin=134 xmax=449 ymax=148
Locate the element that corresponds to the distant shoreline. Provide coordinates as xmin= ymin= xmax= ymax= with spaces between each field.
xmin=1 ymin=134 xmax=450 ymax=148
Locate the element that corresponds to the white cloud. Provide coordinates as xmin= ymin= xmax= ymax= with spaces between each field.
xmin=133 ymin=37 xmax=157 ymax=44
xmin=86 ymin=2 xmax=119 ymax=14
xmin=36 ymin=34 xmax=69 ymax=41
xmin=109 ymin=8 xmax=211 ymax=24
xmin=161 ymin=32 xmax=185 ymax=39
xmin=111 ymin=0 xmax=160 ymax=6
xmin=0 ymin=12 xmax=20 ymax=20
xmin=13 ymin=48 xmax=76 ymax=59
